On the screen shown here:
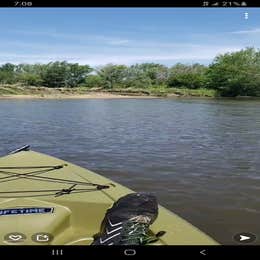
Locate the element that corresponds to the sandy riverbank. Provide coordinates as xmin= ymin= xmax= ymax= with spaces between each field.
xmin=0 ymin=92 xmax=160 ymax=99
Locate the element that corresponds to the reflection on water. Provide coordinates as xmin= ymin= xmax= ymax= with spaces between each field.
xmin=1 ymin=98 xmax=260 ymax=244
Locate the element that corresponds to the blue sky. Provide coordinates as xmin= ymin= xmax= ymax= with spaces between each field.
xmin=0 ymin=8 xmax=259 ymax=67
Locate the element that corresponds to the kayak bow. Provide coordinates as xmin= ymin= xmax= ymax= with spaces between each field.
xmin=0 ymin=148 xmax=218 ymax=245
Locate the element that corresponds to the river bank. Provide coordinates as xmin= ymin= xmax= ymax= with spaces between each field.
xmin=0 ymin=93 xmax=159 ymax=99
xmin=0 ymin=84 xmax=217 ymax=99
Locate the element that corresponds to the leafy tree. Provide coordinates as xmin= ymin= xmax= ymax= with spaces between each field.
xmin=15 ymin=63 xmax=44 ymax=86
xmin=122 ymin=64 xmax=152 ymax=88
xmin=0 ymin=63 xmax=16 ymax=73
xmin=96 ymin=64 xmax=127 ymax=88
xmin=17 ymin=73 xmax=43 ymax=86
xmin=133 ymin=63 xmax=169 ymax=85
xmin=168 ymin=63 xmax=208 ymax=89
xmin=207 ymin=48 xmax=260 ymax=96
xmin=66 ymin=63 xmax=92 ymax=87
xmin=84 ymin=74 xmax=103 ymax=88
xmin=0 ymin=63 xmax=16 ymax=84
xmin=41 ymin=61 xmax=68 ymax=88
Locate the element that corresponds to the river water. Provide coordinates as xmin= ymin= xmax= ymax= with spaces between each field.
xmin=0 ymin=98 xmax=260 ymax=244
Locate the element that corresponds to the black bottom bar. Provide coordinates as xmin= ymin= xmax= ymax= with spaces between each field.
xmin=0 ymin=246 xmax=259 ymax=258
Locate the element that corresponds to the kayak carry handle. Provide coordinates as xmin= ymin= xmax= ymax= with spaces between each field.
xmin=9 ymin=145 xmax=30 ymax=154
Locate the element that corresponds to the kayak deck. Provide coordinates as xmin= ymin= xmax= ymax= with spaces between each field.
xmin=0 ymin=150 xmax=218 ymax=245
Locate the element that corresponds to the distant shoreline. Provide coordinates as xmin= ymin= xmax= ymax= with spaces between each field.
xmin=0 ymin=93 xmax=159 ymax=99
xmin=1 ymin=85 xmax=260 ymax=100
xmin=0 ymin=91 xmax=259 ymax=101
xmin=0 ymin=84 xmax=217 ymax=99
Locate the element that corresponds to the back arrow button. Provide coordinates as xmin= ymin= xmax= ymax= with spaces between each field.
xmin=200 ymin=249 xmax=207 ymax=256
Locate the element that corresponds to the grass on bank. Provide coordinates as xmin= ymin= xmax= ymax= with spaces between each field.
xmin=0 ymin=84 xmax=218 ymax=98
xmin=108 ymin=85 xmax=218 ymax=97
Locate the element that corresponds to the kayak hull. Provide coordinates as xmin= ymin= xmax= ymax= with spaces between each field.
xmin=0 ymin=150 xmax=218 ymax=245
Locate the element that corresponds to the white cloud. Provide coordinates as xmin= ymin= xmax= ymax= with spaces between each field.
xmin=107 ymin=39 xmax=130 ymax=46
xmin=231 ymin=28 xmax=260 ymax=34
xmin=0 ymin=44 xmax=243 ymax=66
xmin=11 ymin=29 xmax=130 ymax=46
xmin=0 ymin=28 xmax=247 ymax=66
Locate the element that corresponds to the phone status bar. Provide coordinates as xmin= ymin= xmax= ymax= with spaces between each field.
xmin=202 ymin=1 xmax=248 ymax=7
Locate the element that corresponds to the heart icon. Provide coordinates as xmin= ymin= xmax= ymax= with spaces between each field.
xmin=9 ymin=235 xmax=23 ymax=241
xmin=4 ymin=233 xmax=26 ymax=243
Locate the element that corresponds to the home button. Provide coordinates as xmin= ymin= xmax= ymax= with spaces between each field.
xmin=124 ymin=249 xmax=136 ymax=256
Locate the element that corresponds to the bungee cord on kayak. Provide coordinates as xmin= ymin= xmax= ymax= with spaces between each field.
xmin=0 ymin=164 xmax=67 ymax=183
xmin=0 ymin=165 xmax=110 ymax=198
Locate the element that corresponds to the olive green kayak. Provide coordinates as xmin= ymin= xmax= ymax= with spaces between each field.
xmin=0 ymin=148 xmax=218 ymax=245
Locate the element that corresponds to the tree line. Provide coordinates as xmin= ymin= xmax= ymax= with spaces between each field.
xmin=1 ymin=47 xmax=260 ymax=97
